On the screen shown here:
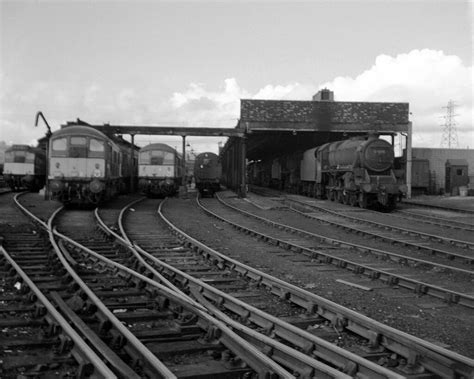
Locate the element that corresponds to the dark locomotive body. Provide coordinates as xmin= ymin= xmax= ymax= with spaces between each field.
xmin=48 ymin=125 xmax=138 ymax=205
xmin=4 ymin=145 xmax=46 ymax=191
xmin=194 ymin=152 xmax=221 ymax=197
xmin=138 ymin=143 xmax=182 ymax=197
xmin=249 ymin=135 xmax=406 ymax=210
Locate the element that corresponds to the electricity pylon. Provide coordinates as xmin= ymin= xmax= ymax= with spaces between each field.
xmin=440 ymin=100 xmax=459 ymax=148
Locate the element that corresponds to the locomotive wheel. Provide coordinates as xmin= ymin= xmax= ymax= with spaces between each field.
xmin=337 ymin=191 xmax=344 ymax=203
xmin=358 ymin=193 xmax=368 ymax=208
xmin=349 ymin=193 xmax=357 ymax=207
xmin=343 ymin=192 xmax=350 ymax=205
xmin=315 ymin=187 xmax=321 ymax=199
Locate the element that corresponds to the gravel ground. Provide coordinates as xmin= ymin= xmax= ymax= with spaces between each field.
xmin=162 ymin=194 xmax=474 ymax=359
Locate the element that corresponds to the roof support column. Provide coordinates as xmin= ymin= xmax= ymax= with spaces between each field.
xmin=239 ymin=136 xmax=247 ymax=198
xmin=181 ymin=136 xmax=187 ymax=186
xmin=406 ymin=122 xmax=412 ymax=199
xmin=130 ymin=134 xmax=135 ymax=193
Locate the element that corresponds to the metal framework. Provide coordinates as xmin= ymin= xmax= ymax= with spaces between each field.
xmin=440 ymin=100 xmax=459 ymax=148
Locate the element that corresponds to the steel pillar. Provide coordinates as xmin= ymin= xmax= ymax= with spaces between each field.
xmin=130 ymin=134 xmax=135 ymax=193
xmin=406 ymin=122 xmax=412 ymax=199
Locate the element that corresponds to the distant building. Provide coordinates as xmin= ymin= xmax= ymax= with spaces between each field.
xmin=405 ymin=147 xmax=474 ymax=195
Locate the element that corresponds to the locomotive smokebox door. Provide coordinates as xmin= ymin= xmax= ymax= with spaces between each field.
xmin=445 ymin=159 xmax=469 ymax=196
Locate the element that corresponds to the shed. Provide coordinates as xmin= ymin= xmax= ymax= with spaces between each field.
xmin=445 ymin=159 xmax=469 ymax=195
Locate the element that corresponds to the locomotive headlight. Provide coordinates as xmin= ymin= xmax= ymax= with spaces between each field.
xmin=89 ymin=179 xmax=104 ymax=194
xmin=399 ymin=184 xmax=408 ymax=193
xmin=50 ymin=180 xmax=64 ymax=192
xmin=93 ymin=164 xmax=102 ymax=177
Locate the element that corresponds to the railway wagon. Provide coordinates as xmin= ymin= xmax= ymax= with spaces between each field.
xmin=138 ymin=143 xmax=182 ymax=197
xmin=3 ymin=145 xmax=46 ymax=191
xmin=249 ymin=134 xmax=406 ymax=210
xmin=194 ymin=152 xmax=221 ymax=196
xmin=48 ymin=125 xmax=138 ymax=205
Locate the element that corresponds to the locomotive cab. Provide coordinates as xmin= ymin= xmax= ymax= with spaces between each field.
xmin=4 ymin=145 xmax=46 ymax=191
xmin=138 ymin=143 xmax=182 ymax=197
xmin=48 ymin=125 xmax=128 ymax=205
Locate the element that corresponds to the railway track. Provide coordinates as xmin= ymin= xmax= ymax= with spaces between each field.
xmin=2 ymin=191 xmax=474 ymax=378
xmin=4 ymin=194 xmax=291 ymax=378
xmin=395 ymin=208 xmax=474 ymax=232
xmin=401 ymin=199 xmax=474 ymax=215
xmin=283 ymin=195 xmax=474 ymax=254
xmin=122 ymin=196 xmax=474 ymax=378
xmin=53 ymin=199 xmax=299 ymax=378
xmin=102 ymin=198 xmax=394 ymax=378
xmin=203 ymin=192 xmax=474 ymax=309
xmin=0 ymin=192 xmax=118 ymax=378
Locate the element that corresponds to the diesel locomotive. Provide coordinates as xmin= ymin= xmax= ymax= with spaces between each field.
xmin=138 ymin=143 xmax=183 ymax=197
xmin=3 ymin=144 xmax=46 ymax=191
xmin=249 ymin=134 xmax=406 ymax=210
xmin=194 ymin=152 xmax=221 ymax=196
xmin=48 ymin=125 xmax=138 ymax=205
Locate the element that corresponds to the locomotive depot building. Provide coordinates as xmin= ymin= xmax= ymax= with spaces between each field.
xmin=43 ymin=89 xmax=473 ymax=199
xmin=220 ymin=89 xmax=413 ymax=197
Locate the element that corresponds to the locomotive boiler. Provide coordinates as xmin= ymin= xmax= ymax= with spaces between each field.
xmin=48 ymin=125 xmax=137 ymax=205
xmin=138 ymin=143 xmax=182 ymax=197
xmin=194 ymin=152 xmax=221 ymax=196
xmin=3 ymin=145 xmax=46 ymax=191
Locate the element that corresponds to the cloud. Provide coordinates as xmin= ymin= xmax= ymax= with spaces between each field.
xmin=169 ymin=78 xmax=249 ymax=127
xmin=253 ymin=83 xmax=313 ymax=100
xmin=1 ymin=49 xmax=472 ymax=154
xmin=318 ymin=49 xmax=473 ymax=147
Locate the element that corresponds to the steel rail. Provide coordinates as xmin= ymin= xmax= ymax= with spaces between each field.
xmin=8 ymin=193 xmax=119 ymax=378
xmin=396 ymin=209 xmax=474 ymax=231
xmin=95 ymin=201 xmax=203 ymax=307
xmin=0 ymin=245 xmax=118 ymax=379
xmin=56 ymin=215 xmax=296 ymax=379
xmin=47 ymin=211 xmax=179 ymax=379
xmin=232 ymin=194 xmax=474 ymax=275
xmin=285 ymin=196 xmax=474 ymax=252
xmin=401 ymin=200 xmax=474 ymax=215
xmin=277 ymin=200 xmax=474 ymax=272
xmin=212 ymin=193 xmax=474 ymax=305
xmin=144 ymin=201 xmax=410 ymax=379
xmin=191 ymin=195 xmax=474 ymax=378
xmin=11 ymin=194 xmax=178 ymax=379
xmin=97 ymin=199 xmax=355 ymax=379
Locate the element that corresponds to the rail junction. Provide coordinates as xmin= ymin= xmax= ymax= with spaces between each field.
xmin=1 ymin=189 xmax=473 ymax=378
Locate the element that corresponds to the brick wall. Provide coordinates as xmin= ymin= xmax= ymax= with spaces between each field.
xmin=241 ymin=99 xmax=409 ymax=125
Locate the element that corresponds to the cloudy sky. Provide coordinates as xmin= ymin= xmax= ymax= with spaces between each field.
xmin=0 ymin=0 xmax=472 ymax=154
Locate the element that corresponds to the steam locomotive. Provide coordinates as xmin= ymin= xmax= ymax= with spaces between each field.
xmin=194 ymin=152 xmax=221 ymax=197
xmin=3 ymin=144 xmax=46 ymax=191
xmin=249 ymin=135 xmax=406 ymax=210
xmin=48 ymin=125 xmax=138 ymax=205
xmin=138 ymin=143 xmax=183 ymax=197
